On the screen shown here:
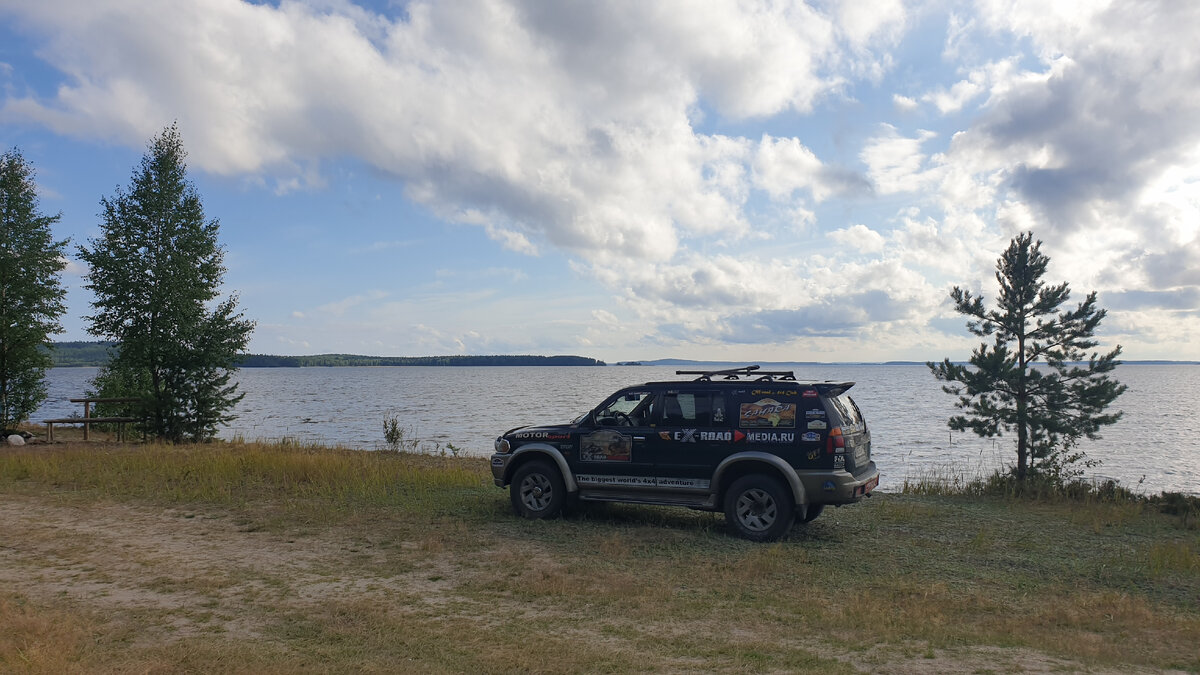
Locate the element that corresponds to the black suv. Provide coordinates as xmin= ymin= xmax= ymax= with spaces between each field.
xmin=490 ymin=366 xmax=880 ymax=541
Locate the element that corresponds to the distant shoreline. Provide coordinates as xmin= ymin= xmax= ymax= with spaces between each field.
xmin=46 ymin=342 xmax=1199 ymax=368
xmin=46 ymin=343 xmax=606 ymax=368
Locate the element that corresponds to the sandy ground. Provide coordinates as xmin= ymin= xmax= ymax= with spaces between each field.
xmin=0 ymin=493 xmax=1183 ymax=673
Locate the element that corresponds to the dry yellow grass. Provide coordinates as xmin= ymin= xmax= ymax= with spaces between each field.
xmin=1 ymin=441 xmax=1197 ymax=673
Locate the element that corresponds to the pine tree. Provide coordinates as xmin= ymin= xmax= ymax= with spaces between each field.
xmin=77 ymin=125 xmax=254 ymax=442
xmin=928 ymin=232 xmax=1126 ymax=483
xmin=0 ymin=149 xmax=69 ymax=430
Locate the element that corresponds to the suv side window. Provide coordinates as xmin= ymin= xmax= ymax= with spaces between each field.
xmin=659 ymin=392 xmax=728 ymax=427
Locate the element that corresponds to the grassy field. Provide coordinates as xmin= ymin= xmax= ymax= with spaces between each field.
xmin=1 ymin=440 xmax=1197 ymax=673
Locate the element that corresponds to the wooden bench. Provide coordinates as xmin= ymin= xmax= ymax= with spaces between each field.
xmin=43 ymin=397 xmax=144 ymax=442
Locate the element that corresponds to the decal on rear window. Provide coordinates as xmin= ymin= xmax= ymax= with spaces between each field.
xmin=739 ymin=398 xmax=796 ymax=428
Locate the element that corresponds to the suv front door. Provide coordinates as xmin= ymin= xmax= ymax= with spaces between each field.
xmin=573 ymin=388 xmax=658 ymax=491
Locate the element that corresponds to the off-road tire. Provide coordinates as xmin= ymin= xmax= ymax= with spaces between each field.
xmin=510 ymin=460 xmax=566 ymax=519
xmin=724 ymin=474 xmax=795 ymax=542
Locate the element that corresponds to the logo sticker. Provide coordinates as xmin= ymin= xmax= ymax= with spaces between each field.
xmin=515 ymin=430 xmax=571 ymax=441
xmin=576 ymin=474 xmax=711 ymax=490
xmin=805 ymin=408 xmax=826 ymax=419
xmin=823 ymin=480 xmax=836 ymax=492
xmin=801 ymin=431 xmax=821 ymax=442
xmin=833 ymin=455 xmax=845 ymax=469
xmin=807 ymin=449 xmax=819 ymax=461
xmin=671 ymin=429 xmax=738 ymax=442
xmin=807 ymin=420 xmax=827 ymax=430
xmin=580 ymin=430 xmax=632 ymax=462
xmin=740 ymin=399 xmax=797 ymax=428
xmin=802 ymin=389 xmax=819 ymax=398
xmin=745 ymin=431 xmax=794 ymax=443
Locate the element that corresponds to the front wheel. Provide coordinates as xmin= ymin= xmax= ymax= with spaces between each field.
xmin=510 ymin=461 xmax=566 ymax=519
xmin=724 ymin=474 xmax=795 ymax=542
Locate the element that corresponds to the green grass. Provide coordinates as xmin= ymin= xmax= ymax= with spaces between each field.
xmin=1 ymin=441 xmax=1198 ymax=673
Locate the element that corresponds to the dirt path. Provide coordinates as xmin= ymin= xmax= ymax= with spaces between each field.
xmin=0 ymin=494 xmax=461 ymax=645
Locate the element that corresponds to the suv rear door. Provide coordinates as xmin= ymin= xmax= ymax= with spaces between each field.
xmin=820 ymin=385 xmax=872 ymax=475
xmin=646 ymin=389 xmax=736 ymax=490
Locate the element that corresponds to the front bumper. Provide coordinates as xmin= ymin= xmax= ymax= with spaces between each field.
xmin=490 ymin=452 xmax=512 ymax=487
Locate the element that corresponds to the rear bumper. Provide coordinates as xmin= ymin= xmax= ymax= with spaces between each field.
xmin=799 ymin=462 xmax=880 ymax=504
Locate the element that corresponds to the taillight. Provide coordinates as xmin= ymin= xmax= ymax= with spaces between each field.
xmin=826 ymin=427 xmax=845 ymax=455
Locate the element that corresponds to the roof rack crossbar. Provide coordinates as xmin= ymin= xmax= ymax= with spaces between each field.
xmin=676 ymin=365 xmax=797 ymax=382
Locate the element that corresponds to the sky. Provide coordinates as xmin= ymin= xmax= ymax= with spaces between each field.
xmin=1 ymin=0 xmax=1198 ymax=363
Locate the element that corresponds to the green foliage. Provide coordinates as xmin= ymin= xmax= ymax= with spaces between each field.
xmin=0 ymin=149 xmax=69 ymax=428
xmin=382 ymin=411 xmax=417 ymax=452
xmin=929 ymin=232 xmax=1126 ymax=483
xmin=76 ymin=125 xmax=254 ymax=442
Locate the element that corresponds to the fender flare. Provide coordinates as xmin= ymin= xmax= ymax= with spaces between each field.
xmin=712 ymin=451 xmax=808 ymax=512
xmin=508 ymin=443 xmax=578 ymax=492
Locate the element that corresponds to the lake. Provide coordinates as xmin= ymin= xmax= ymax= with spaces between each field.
xmin=34 ymin=364 xmax=1200 ymax=495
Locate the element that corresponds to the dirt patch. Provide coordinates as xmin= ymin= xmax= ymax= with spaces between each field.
xmin=0 ymin=494 xmax=461 ymax=644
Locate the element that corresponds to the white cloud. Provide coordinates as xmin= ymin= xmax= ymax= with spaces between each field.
xmin=62 ymin=258 xmax=87 ymax=276
xmin=752 ymin=134 xmax=826 ymax=201
xmin=828 ymin=225 xmax=886 ymax=254
xmin=0 ymin=0 xmax=908 ymax=267
xmin=315 ymin=290 xmax=388 ymax=316
xmin=5 ymin=0 xmax=1200 ymax=359
xmin=892 ymin=94 xmax=918 ymax=112
xmin=836 ymin=0 xmax=906 ymax=47
xmin=917 ymin=0 xmax=1200 ymax=322
xmin=861 ymin=125 xmax=939 ymax=194
xmin=922 ymin=75 xmax=983 ymax=114
xmin=484 ymin=224 xmax=539 ymax=256
xmin=591 ymin=309 xmax=619 ymax=326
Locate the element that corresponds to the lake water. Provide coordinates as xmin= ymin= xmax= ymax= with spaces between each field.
xmin=34 ymin=364 xmax=1200 ymax=495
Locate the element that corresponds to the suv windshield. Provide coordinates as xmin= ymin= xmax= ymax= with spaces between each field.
xmin=594 ymin=390 xmax=654 ymax=426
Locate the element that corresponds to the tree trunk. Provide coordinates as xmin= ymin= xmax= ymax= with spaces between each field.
xmin=1016 ymin=332 xmax=1029 ymax=481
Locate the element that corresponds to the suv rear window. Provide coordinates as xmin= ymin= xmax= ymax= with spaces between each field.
xmin=828 ymin=394 xmax=864 ymax=429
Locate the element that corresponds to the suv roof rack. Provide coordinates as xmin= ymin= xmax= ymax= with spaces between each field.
xmin=676 ymin=365 xmax=798 ymax=382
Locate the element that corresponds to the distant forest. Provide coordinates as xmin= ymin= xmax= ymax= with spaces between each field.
xmin=48 ymin=341 xmax=117 ymax=367
xmin=47 ymin=342 xmax=606 ymax=368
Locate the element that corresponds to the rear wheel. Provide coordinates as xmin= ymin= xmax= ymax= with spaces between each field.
xmin=724 ymin=474 xmax=795 ymax=542
xmin=510 ymin=461 xmax=566 ymax=519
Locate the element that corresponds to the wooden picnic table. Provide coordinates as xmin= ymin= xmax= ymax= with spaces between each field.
xmin=43 ymin=397 xmax=144 ymax=442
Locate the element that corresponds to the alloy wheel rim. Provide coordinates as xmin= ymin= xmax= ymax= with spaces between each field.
xmin=735 ymin=488 xmax=777 ymax=531
xmin=521 ymin=473 xmax=553 ymax=510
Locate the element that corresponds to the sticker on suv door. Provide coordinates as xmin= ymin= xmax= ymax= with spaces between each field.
xmin=580 ymin=430 xmax=632 ymax=462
